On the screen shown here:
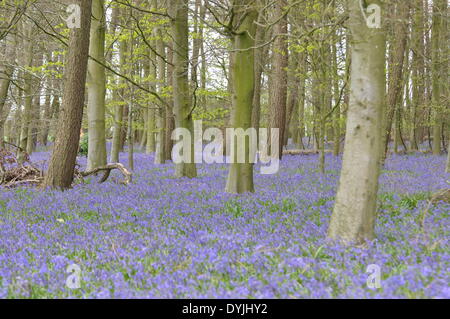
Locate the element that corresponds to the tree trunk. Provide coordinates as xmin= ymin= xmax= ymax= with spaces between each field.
xmin=446 ymin=141 xmax=450 ymax=173
xmin=146 ymin=45 xmax=156 ymax=154
xmin=431 ymin=0 xmax=447 ymax=155
xmin=109 ymin=4 xmax=123 ymax=162
xmin=269 ymin=0 xmax=288 ymax=159
xmin=155 ymin=29 xmax=166 ymax=164
xmin=170 ymin=0 xmax=197 ymax=177
xmin=383 ymin=1 xmax=410 ymax=159
xmin=44 ymin=0 xmax=93 ymax=189
xmin=410 ymin=0 xmax=425 ymax=152
xmin=165 ymin=42 xmax=175 ymax=162
xmin=18 ymin=22 xmax=33 ymax=162
xmin=328 ymin=0 xmax=386 ymax=245
xmin=0 ymin=33 xmax=15 ymax=146
xmin=251 ymin=12 xmax=267 ymax=135
xmin=87 ymin=0 xmax=107 ymax=170
xmin=225 ymin=0 xmax=257 ymax=194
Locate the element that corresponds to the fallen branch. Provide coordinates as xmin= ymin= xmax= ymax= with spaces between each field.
xmin=283 ymin=149 xmax=332 ymax=156
xmin=419 ymin=189 xmax=450 ymax=230
xmin=0 ymin=149 xmax=132 ymax=188
xmin=79 ymin=163 xmax=132 ymax=185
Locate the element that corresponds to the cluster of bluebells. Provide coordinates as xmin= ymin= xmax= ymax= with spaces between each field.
xmin=0 ymin=149 xmax=448 ymax=298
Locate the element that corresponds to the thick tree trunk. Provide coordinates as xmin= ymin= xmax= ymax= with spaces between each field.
xmin=328 ymin=0 xmax=386 ymax=245
xmin=87 ymin=0 xmax=107 ymax=170
xmin=44 ymin=0 xmax=93 ymax=189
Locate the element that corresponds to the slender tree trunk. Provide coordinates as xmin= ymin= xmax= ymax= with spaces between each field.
xmin=39 ymin=64 xmax=53 ymax=147
xmin=284 ymin=54 xmax=300 ymax=147
xmin=155 ymin=29 xmax=166 ymax=164
xmin=383 ymin=1 xmax=410 ymax=159
xmin=332 ymin=31 xmax=341 ymax=156
xmin=146 ymin=47 xmax=156 ymax=154
xmin=87 ymin=0 xmax=107 ymax=170
xmin=410 ymin=0 xmax=425 ymax=152
xmin=297 ymin=51 xmax=307 ymax=150
xmin=0 ymin=33 xmax=15 ymax=146
xmin=446 ymin=141 xmax=450 ymax=173
xmin=269 ymin=0 xmax=288 ymax=159
xmin=251 ymin=12 xmax=267 ymax=135
xmin=170 ymin=0 xmax=197 ymax=177
xmin=165 ymin=42 xmax=175 ymax=162
xmin=110 ymin=5 xmax=123 ymax=162
xmin=18 ymin=22 xmax=33 ymax=162
xmin=431 ymin=0 xmax=446 ymax=155
xmin=328 ymin=0 xmax=386 ymax=245
xmin=225 ymin=0 xmax=257 ymax=194
xmin=44 ymin=0 xmax=93 ymax=189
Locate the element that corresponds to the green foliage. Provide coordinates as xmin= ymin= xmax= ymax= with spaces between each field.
xmin=224 ymin=200 xmax=243 ymax=218
xmin=78 ymin=134 xmax=88 ymax=157
xmin=399 ymin=192 xmax=430 ymax=210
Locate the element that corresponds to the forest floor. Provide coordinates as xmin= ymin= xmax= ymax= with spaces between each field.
xmin=0 ymin=151 xmax=448 ymax=298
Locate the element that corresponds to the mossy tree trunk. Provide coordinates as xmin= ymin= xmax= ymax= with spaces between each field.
xmin=225 ymin=0 xmax=257 ymax=194
xmin=170 ymin=0 xmax=197 ymax=177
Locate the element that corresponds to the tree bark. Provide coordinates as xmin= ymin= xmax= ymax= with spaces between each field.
xmin=87 ymin=0 xmax=107 ymax=170
xmin=44 ymin=0 xmax=93 ymax=190
xmin=269 ymin=0 xmax=288 ymax=159
xmin=431 ymin=0 xmax=447 ymax=155
xmin=383 ymin=1 xmax=410 ymax=159
xmin=328 ymin=0 xmax=386 ymax=245
xmin=0 ymin=32 xmax=15 ymax=146
xmin=170 ymin=0 xmax=197 ymax=177
xmin=18 ymin=22 xmax=33 ymax=162
xmin=225 ymin=0 xmax=257 ymax=194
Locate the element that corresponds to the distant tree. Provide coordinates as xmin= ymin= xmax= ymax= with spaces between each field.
xmin=446 ymin=142 xmax=450 ymax=173
xmin=269 ymin=0 xmax=288 ymax=160
xmin=44 ymin=0 xmax=93 ymax=189
xmin=431 ymin=0 xmax=447 ymax=155
xmin=383 ymin=1 xmax=410 ymax=160
xmin=17 ymin=21 xmax=33 ymax=162
xmin=0 ymin=32 xmax=15 ymax=146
